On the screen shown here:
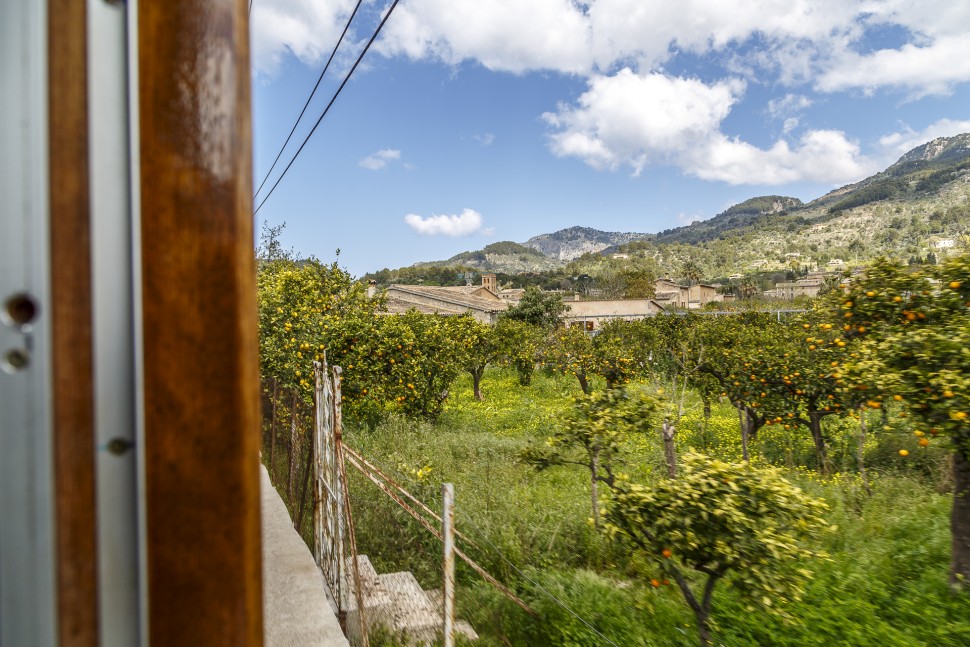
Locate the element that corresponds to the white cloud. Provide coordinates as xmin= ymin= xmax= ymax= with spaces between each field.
xmin=255 ymin=0 xmax=970 ymax=97
xmin=767 ymin=94 xmax=813 ymax=120
xmin=544 ymin=69 xmax=874 ymax=185
xmin=376 ymin=0 xmax=592 ymax=74
xmin=250 ymin=0 xmax=360 ymax=75
xmin=544 ymin=69 xmax=743 ymax=175
xmin=359 ymin=148 xmax=402 ymax=170
xmin=817 ymin=35 xmax=970 ymax=97
xmin=473 ymin=133 xmax=495 ymax=147
xmin=689 ymin=130 xmax=874 ymax=185
xmin=677 ymin=212 xmax=708 ymax=226
xmin=404 ymin=208 xmax=486 ymax=236
xmin=878 ymin=118 xmax=970 ymax=158
xmin=767 ymin=94 xmax=812 ymax=134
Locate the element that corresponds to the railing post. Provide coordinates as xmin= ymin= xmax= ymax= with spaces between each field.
xmin=442 ymin=483 xmax=455 ymax=647
xmin=313 ymin=361 xmax=324 ymax=567
xmin=333 ymin=366 xmax=347 ymax=629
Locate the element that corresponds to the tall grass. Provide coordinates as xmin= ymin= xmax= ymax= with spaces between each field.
xmin=339 ymin=368 xmax=966 ymax=646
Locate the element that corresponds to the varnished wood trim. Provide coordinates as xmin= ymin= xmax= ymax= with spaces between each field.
xmin=48 ymin=1 xmax=99 ymax=645
xmin=138 ymin=1 xmax=263 ymax=644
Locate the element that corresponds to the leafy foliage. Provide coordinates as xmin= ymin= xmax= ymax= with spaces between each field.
xmin=494 ymin=318 xmax=545 ymax=386
xmin=521 ymin=387 xmax=661 ymax=522
xmin=605 ymin=453 xmax=829 ymax=646
xmin=838 ymin=255 xmax=970 ymax=456
xmin=500 ymin=286 xmax=568 ymax=330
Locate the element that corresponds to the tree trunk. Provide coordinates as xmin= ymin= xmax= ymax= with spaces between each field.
xmin=288 ymin=390 xmax=298 ymax=504
xmin=857 ymin=406 xmax=871 ymax=496
xmin=738 ymin=405 xmax=750 ymax=462
xmin=808 ymin=411 xmax=830 ymax=476
xmin=678 ymin=375 xmax=689 ymax=421
xmin=270 ymin=378 xmax=278 ymax=478
xmin=471 ymin=367 xmax=484 ymax=401
xmin=669 ymin=567 xmax=718 ymax=647
xmin=696 ymin=612 xmax=712 ymax=647
xmin=662 ymin=419 xmax=678 ymax=478
xmin=577 ymin=371 xmax=591 ymax=395
xmin=590 ymin=451 xmax=600 ymax=528
xmin=951 ymin=449 xmax=970 ymax=591
xmin=294 ymin=439 xmax=314 ymax=531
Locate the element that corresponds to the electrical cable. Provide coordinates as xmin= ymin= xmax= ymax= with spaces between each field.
xmin=253 ymin=0 xmax=402 ymax=216
xmin=252 ymin=0 xmax=365 ymax=201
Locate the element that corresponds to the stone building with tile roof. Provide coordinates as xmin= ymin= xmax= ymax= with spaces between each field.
xmin=380 ymin=282 xmax=509 ymax=324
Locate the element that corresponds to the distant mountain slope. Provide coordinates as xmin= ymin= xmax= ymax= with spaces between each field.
xmin=522 ymin=226 xmax=650 ymax=261
xmin=893 ymin=133 xmax=970 ymax=168
xmin=413 ymin=240 xmax=562 ymax=273
xmin=370 ymin=134 xmax=970 ymax=279
xmin=652 ymin=196 xmax=803 ymax=245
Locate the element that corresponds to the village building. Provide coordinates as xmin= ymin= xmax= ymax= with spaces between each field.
xmin=763 ymin=272 xmax=827 ymax=299
xmin=562 ymin=297 xmax=665 ymax=330
xmin=375 ymin=274 xmax=510 ymax=323
xmin=652 ymin=277 xmax=720 ymax=309
xmin=653 ymin=277 xmax=689 ymax=309
xmin=497 ymin=287 xmax=526 ymax=301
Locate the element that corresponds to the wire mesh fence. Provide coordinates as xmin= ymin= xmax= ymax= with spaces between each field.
xmin=261 ymin=364 xmax=508 ymax=647
xmin=260 ymin=363 xmax=627 ymax=647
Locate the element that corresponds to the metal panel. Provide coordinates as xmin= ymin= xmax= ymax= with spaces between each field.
xmin=87 ymin=0 xmax=144 ymax=644
xmin=0 ymin=0 xmax=58 ymax=644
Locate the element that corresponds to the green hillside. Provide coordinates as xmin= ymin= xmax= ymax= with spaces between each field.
xmin=365 ymin=134 xmax=970 ymax=287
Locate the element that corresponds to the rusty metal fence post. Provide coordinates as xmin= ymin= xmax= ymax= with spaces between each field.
xmin=442 ymin=483 xmax=456 ymax=647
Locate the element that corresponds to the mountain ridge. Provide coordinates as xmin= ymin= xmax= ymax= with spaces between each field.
xmin=368 ymin=133 xmax=970 ymax=280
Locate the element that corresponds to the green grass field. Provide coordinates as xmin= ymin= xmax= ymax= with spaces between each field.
xmin=339 ymin=368 xmax=969 ymax=646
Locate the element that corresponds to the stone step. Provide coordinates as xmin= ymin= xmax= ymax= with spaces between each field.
xmin=424 ymin=589 xmax=479 ymax=642
xmin=343 ymin=556 xmax=477 ymax=645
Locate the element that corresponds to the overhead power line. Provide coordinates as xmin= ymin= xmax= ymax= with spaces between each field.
xmin=253 ymin=0 xmax=403 ymax=216
xmin=252 ymin=0 xmax=365 ymax=201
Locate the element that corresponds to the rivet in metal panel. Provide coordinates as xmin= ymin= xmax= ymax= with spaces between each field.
xmin=2 ymin=292 xmax=39 ymax=330
xmin=1 ymin=348 xmax=30 ymax=373
xmin=106 ymin=438 xmax=134 ymax=455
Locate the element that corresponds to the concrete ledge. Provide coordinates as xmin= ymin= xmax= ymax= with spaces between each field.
xmin=262 ymin=465 xmax=350 ymax=647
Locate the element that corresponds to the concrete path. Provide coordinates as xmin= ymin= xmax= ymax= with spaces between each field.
xmin=262 ymin=464 xmax=350 ymax=647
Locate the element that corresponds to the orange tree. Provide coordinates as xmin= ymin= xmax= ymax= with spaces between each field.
xmin=328 ymin=310 xmax=472 ymax=422
xmin=838 ymin=255 xmax=970 ymax=589
xmin=696 ymin=313 xmax=788 ymax=460
xmin=648 ymin=314 xmax=722 ymax=419
xmin=590 ymin=319 xmax=661 ymax=388
xmin=494 ymin=318 xmax=545 ymax=386
xmin=543 ymin=324 xmax=596 ymax=394
xmin=257 ymin=259 xmax=473 ymax=422
xmin=738 ymin=311 xmax=857 ymax=474
xmin=521 ymin=386 xmax=661 ymax=525
xmin=256 ymin=257 xmax=374 ymax=395
xmin=604 ymin=453 xmax=828 ymax=647
xmin=500 ymin=285 xmax=568 ymax=330
xmin=458 ymin=317 xmax=501 ymax=401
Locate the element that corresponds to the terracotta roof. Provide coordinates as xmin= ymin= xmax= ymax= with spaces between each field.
xmin=386 ymin=285 xmax=509 ymax=313
xmin=380 ymin=296 xmax=466 ymax=316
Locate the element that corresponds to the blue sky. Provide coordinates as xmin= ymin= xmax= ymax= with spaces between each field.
xmin=250 ymin=0 xmax=970 ymax=277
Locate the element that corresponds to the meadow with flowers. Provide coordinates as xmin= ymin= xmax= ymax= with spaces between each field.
xmin=258 ymin=249 xmax=970 ymax=646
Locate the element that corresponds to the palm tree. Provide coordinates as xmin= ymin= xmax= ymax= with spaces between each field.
xmin=680 ymin=259 xmax=703 ymax=287
xmin=737 ymin=276 xmax=759 ymax=300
